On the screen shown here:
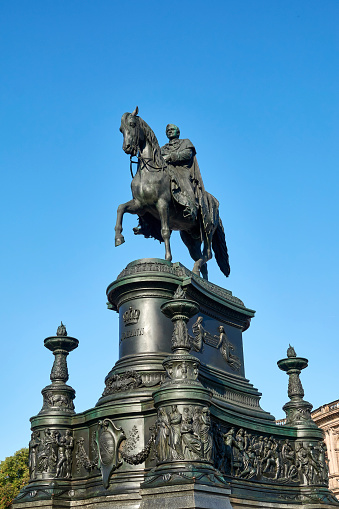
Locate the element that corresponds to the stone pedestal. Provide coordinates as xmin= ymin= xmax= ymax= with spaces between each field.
xmin=14 ymin=259 xmax=339 ymax=509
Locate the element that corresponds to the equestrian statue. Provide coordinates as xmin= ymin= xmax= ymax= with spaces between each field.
xmin=115 ymin=107 xmax=230 ymax=280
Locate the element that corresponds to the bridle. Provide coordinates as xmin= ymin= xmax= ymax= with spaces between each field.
xmin=125 ymin=117 xmax=166 ymax=178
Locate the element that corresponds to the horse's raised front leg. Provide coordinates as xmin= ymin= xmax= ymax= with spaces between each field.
xmin=156 ymin=200 xmax=172 ymax=262
xmin=115 ymin=199 xmax=141 ymax=247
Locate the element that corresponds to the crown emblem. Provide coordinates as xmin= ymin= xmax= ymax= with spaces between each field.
xmin=123 ymin=306 xmax=140 ymax=326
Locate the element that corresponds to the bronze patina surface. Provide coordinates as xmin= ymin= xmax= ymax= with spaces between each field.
xmin=115 ymin=108 xmax=230 ymax=281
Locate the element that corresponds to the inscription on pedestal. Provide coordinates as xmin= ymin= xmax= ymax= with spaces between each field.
xmin=120 ymin=327 xmax=145 ymax=343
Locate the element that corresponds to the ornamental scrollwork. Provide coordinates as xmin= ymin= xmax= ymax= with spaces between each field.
xmin=102 ymin=370 xmax=143 ymax=396
xmin=123 ymin=425 xmax=140 ymax=454
xmin=75 ymin=434 xmax=99 ymax=473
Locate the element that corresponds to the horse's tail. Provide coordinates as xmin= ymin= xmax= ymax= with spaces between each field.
xmin=212 ymin=218 xmax=230 ymax=277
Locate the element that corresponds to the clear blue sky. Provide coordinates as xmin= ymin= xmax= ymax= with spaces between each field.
xmin=1 ymin=1 xmax=338 ymax=460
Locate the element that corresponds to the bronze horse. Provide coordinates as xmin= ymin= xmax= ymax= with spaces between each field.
xmin=115 ymin=107 xmax=230 ymax=280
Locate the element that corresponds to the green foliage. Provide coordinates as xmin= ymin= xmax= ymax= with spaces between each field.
xmin=0 ymin=449 xmax=29 ymax=509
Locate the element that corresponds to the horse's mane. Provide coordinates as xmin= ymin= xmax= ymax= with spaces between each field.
xmin=138 ymin=116 xmax=164 ymax=167
xmin=121 ymin=112 xmax=164 ymax=168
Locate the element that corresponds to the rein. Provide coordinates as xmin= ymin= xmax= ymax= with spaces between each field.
xmin=129 ymin=154 xmax=166 ymax=178
xmin=130 ymin=156 xmax=138 ymax=178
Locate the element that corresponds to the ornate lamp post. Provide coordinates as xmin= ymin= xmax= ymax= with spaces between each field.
xmin=277 ymin=345 xmax=316 ymax=427
xmin=39 ymin=322 xmax=79 ymax=415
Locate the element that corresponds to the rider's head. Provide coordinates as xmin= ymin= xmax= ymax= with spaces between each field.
xmin=166 ymin=124 xmax=180 ymax=140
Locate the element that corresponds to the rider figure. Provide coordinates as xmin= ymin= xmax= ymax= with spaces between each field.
xmin=161 ymin=124 xmax=211 ymax=230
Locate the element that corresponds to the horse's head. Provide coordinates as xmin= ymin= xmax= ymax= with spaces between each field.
xmin=120 ymin=106 xmax=145 ymax=156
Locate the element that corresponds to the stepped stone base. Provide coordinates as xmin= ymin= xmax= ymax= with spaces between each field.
xmin=230 ymin=498 xmax=337 ymax=509
xmin=140 ymin=483 xmax=232 ymax=509
xmin=13 ymin=492 xmax=338 ymax=509
xmin=13 ymin=492 xmax=142 ymax=509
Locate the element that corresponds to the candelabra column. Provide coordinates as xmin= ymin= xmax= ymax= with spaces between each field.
xmin=26 ymin=323 xmax=79 ymax=484
xmin=277 ymin=345 xmax=316 ymax=427
xmin=140 ymin=286 xmax=231 ymax=509
xmin=39 ymin=322 xmax=79 ymax=416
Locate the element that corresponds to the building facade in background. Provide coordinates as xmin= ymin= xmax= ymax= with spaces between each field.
xmin=312 ymin=400 xmax=339 ymax=497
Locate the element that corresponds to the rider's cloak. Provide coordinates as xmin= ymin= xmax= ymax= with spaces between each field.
xmin=161 ymin=138 xmax=216 ymax=236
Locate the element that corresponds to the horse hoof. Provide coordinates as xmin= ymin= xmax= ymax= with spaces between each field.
xmin=115 ymin=236 xmax=125 ymax=247
xmin=192 ymin=262 xmax=200 ymax=275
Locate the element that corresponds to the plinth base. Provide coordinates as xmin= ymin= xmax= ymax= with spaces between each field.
xmin=140 ymin=483 xmax=232 ymax=509
xmin=13 ymin=492 xmax=142 ymax=509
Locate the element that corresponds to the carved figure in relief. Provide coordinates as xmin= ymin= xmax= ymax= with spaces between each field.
xmin=37 ymin=428 xmax=56 ymax=473
xmin=294 ymin=441 xmax=325 ymax=485
xmin=295 ymin=442 xmax=311 ymax=485
xmin=155 ymin=408 xmax=170 ymax=462
xmin=64 ymin=430 xmax=74 ymax=478
xmin=307 ymin=442 xmax=323 ymax=484
xmin=212 ymin=423 xmax=226 ymax=471
xmin=31 ymin=428 xmax=74 ymax=478
xmin=45 ymin=392 xmax=74 ymax=410
xmin=281 ymin=439 xmax=296 ymax=478
xmin=213 ymin=424 xmax=329 ymax=487
xmin=199 ymin=407 xmax=213 ymax=461
xmin=233 ymin=428 xmax=246 ymax=475
xmin=192 ymin=406 xmax=202 ymax=436
xmin=181 ymin=407 xmax=202 ymax=460
xmin=29 ymin=431 xmax=41 ymax=479
xmin=191 ymin=316 xmax=205 ymax=352
xmin=154 ymin=405 xmax=213 ymax=464
xmin=273 ymin=439 xmax=282 ymax=480
xmin=55 ymin=436 xmax=67 ymax=478
xmin=48 ymin=430 xmax=73 ymax=478
xmin=247 ymin=435 xmax=260 ymax=478
xmin=223 ymin=427 xmax=238 ymax=475
xmin=190 ymin=317 xmax=241 ymax=372
xmin=216 ymin=326 xmax=241 ymax=372
xmin=239 ymin=445 xmax=257 ymax=479
xmin=190 ymin=316 xmax=218 ymax=351
xmin=168 ymin=405 xmax=184 ymax=460
xmin=317 ymin=442 xmax=329 ymax=484
xmin=179 ymin=361 xmax=188 ymax=379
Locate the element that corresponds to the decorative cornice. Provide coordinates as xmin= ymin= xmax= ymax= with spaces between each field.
xmin=110 ymin=259 xmax=254 ymax=321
